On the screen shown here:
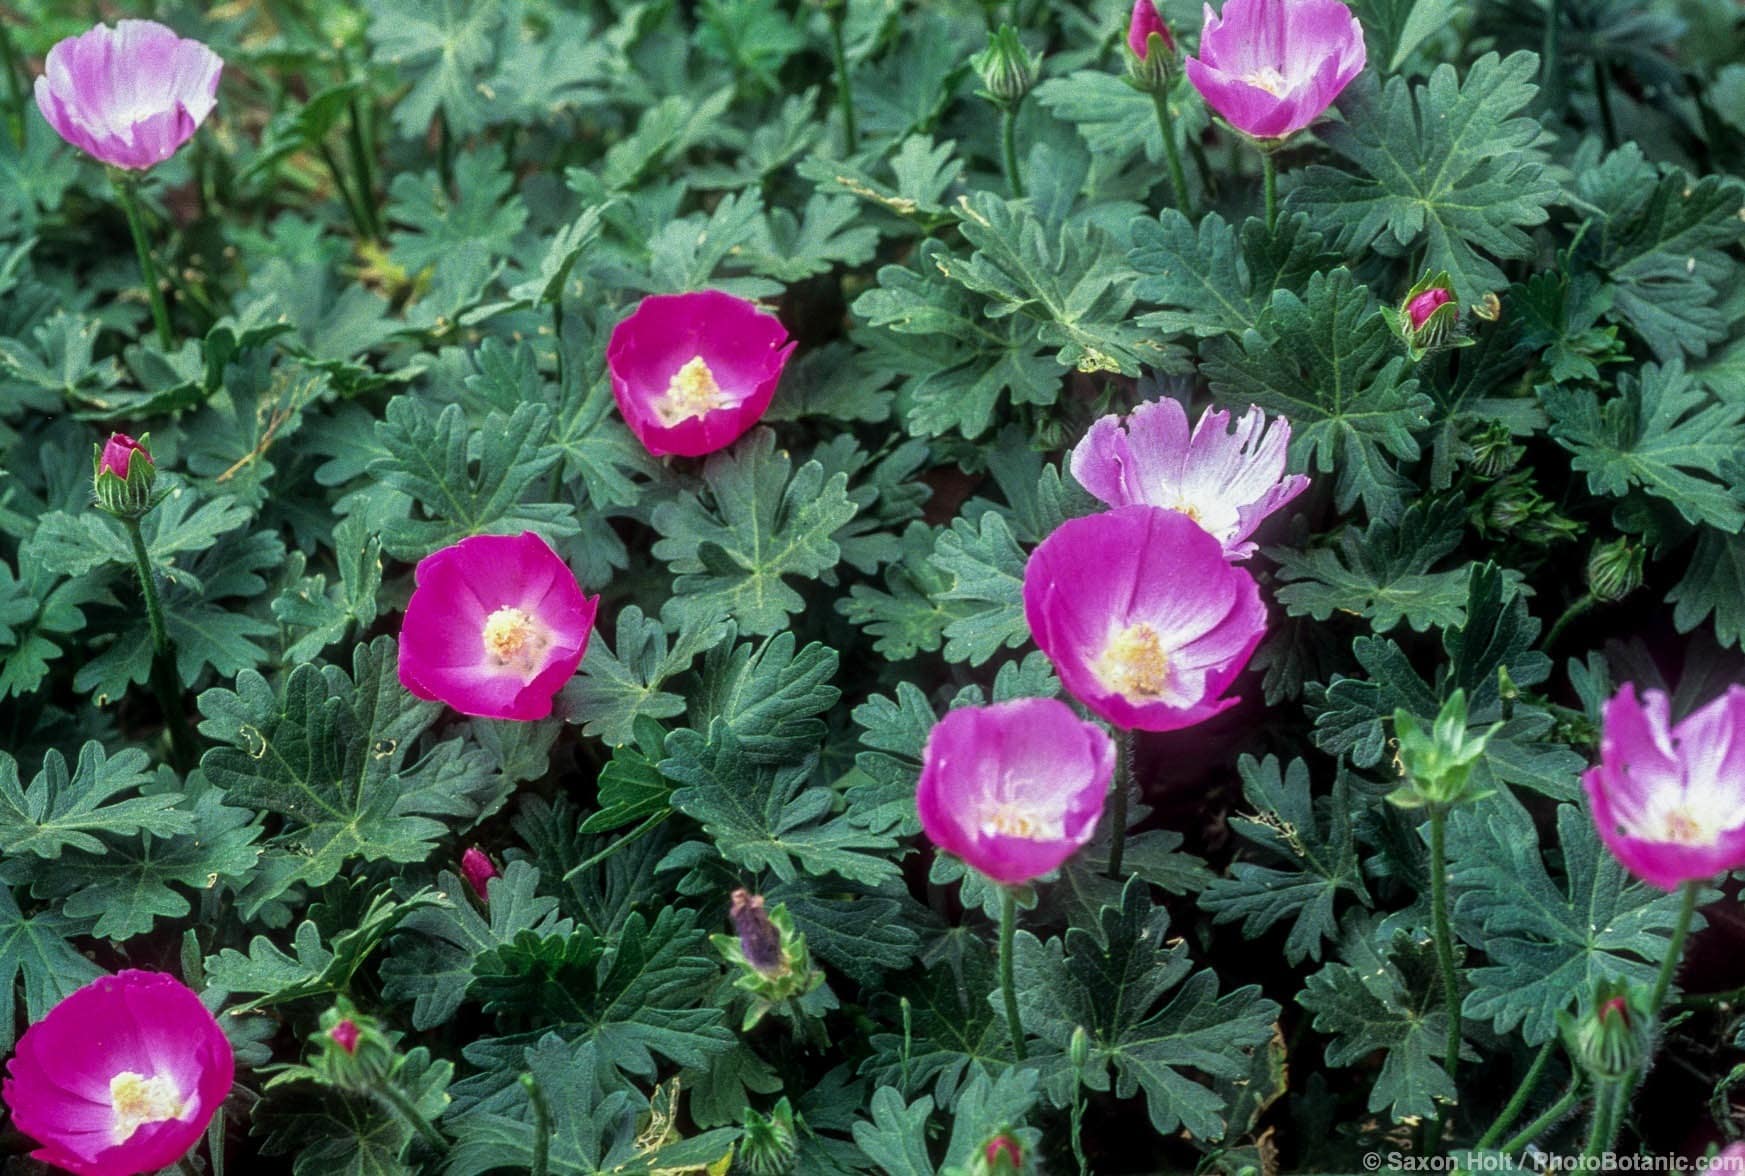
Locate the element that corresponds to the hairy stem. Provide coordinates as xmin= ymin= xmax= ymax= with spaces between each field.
xmin=346 ymin=96 xmax=383 ymax=240
xmin=1261 ymin=149 xmax=1278 ymax=231
xmin=1000 ymin=106 xmax=1025 ymax=198
xmin=0 ymin=18 xmax=24 ymax=147
xmin=828 ymin=7 xmax=858 ymax=154
xmin=378 ymin=1078 xmax=449 ymax=1155
xmin=124 ymin=516 xmax=198 ymax=769
xmin=1429 ymin=805 xmax=1461 ymax=1150
xmin=1650 ymin=882 xmax=1699 ymax=1016
xmin=1107 ymin=727 xmax=1133 ymax=880
xmin=1149 ymin=88 xmax=1191 ymax=216
xmin=562 ymin=811 xmax=669 ymax=881
xmin=1543 ymin=592 xmax=1596 ymax=652
xmin=1592 ymin=59 xmax=1619 ymax=148
xmin=1474 ymin=1039 xmax=1557 ymax=1150
xmin=1500 ymin=1084 xmax=1581 ymax=1153
xmin=1000 ymin=887 xmax=1027 ymax=1062
xmin=520 ymin=1072 xmax=551 ymax=1176
xmin=113 ymin=175 xmax=174 ymax=348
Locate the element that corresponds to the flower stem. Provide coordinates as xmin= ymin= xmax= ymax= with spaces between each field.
xmin=124 ymin=515 xmax=197 ymax=770
xmin=1261 ymin=150 xmax=1278 ymax=231
xmin=1591 ymin=58 xmax=1619 ymax=148
xmin=1106 ymin=727 xmax=1132 ymax=880
xmin=1543 ymin=591 xmax=1596 ymax=653
xmin=378 ymin=1078 xmax=449 ymax=1155
xmin=1540 ymin=0 xmax=1564 ymax=115
xmin=1474 ymin=1039 xmax=1557 ymax=1150
xmin=1500 ymin=1083 xmax=1581 ymax=1153
xmin=1000 ymin=887 xmax=1027 ymax=1062
xmin=828 ymin=6 xmax=858 ymax=154
xmin=1429 ymin=804 xmax=1461 ymax=1149
xmin=346 ymin=96 xmax=383 ymax=240
xmin=561 ymin=811 xmax=668 ymax=881
xmin=112 ymin=175 xmax=173 ymax=349
xmin=520 ymin=1072 xmax=551 ymax=1176
xmin=0 ymin=18 xmax=25 ymax=148
xmin=1000 ymin=106 xmax=1024 ymax=198
xmin=317 ymin=141 xmax=373 ymax=242
xmin=1649 ymin=881 xmax=1699 ymax=1016
xmin=1582 ymin=1077 xmax=1623 ymax=1160
xmin=1149 ymin=88 xmax=1191 ymax=216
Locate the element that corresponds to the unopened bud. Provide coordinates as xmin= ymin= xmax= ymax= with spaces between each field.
xmin=974 ymin=25 xmax=1039 ymax=107
xmin=980 ymin=1133 xmax=1024 ymax=1175
xmin=1388 ymin=690 xmax=1498 ymax=809
xmin=729 ymin=889 xmax=783 ymax=975
xmin=1124 ymin=1 xmax=1175 ymax=92
xmin=738 ymin=1098 xmax=800 ymax=1176
xmin=1561 ymin=979 xmax=1649 ymax=1083
xmin=1586 ymin=537 xmax=1644 ymax=604
xmin=460 ymin=847 xmax=500 ymax=902
xmin=92 ymin=431 xmax=157 ymax=519
xmin=328 ymin=1018 xmax=360 ymax=1054
xmin=1070 ymin=1025 xmax=1091 ymax=1069
xmin=1385 ymin=272 xmax=1464 ymax=360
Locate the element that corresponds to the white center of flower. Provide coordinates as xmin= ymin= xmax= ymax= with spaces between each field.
xmin=1657 ymin=805 xmax=1715 ymax=846
xmin=1243 ymin=66 xmax=1290 ymax=96
xmin=1157 ymin=495 xmax=1243 ymax=544
xmin=481 ymin=606 xmax=549 ymax=674
xmin=653 ymin=356 xmax=727 ymax=426
xmin=110 ymin=1071 xmax=186 ymax=1144
xmin=979 ymin=798 xmax=1065 ymax=842
xmin=1096 ymin=622 xmax=1173 ymax=700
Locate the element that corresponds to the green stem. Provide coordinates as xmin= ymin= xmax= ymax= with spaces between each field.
xmin=1591 ymin=58 xmax=1619 ymax=148
xmin=1429 ymin=805 xmax=1461 ymax=1150
xmin=124 ymin=516 xmax=197 ymax=769
xmin=1261 ymin=149 xmax=1278 ymax=231
xmin=828 ymin=7 xmax=858 ymax=154
xmin=1475 ymin=1039 xmax=1557 ymax=1150
xmin=1000 ymin=887 xmax=1027 ymax=1062
xmin=1543 ymin=592 xmax=1596 ymax=653
xmin=561 ymin=811 xmax=668 ymax=881
xmin=1649 ymin=882 xmax=1699 ymax=1016
xmin=436 ymin=109 xmax=454 ymax=193
xmin=1540 ymin=0 xmax=1563 ymax=114
xmin=1149 ymin=88 xmax=1191 ymax=216
xmin=1106 ymin=728 xmax=1132 ymax=880
xmin=0 ymin=18 xmax=25 ymax=148
xmin=1500 ymin=1084 xmax=1580 ymax=1153
xmin=317 ymin=141 xmax=372 ymax=242
xmin=346 ymin=96 xmax=383 ymax=239
xmin=520 ymin=1072 xmax=551 ymax=1176
xmin=124 ymin=517 xmax=170 ymax=658
xmin=112 ymin=175 xmax=173 ymax=348
xmin=377 ymin=1079 xmax=449 ymax=1155
xmin=1582 ymin=1078 xmax=1622 ymax=1160
xmin=1000 ymin=105 xmax=1024 ymax=198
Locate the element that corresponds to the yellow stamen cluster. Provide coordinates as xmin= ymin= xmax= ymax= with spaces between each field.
xmin=981 ymin=803 xmax=1041 ymax=840
xmin=482 ymin=606 xmax=545 ymax=672
xmin=1660 ymin=807 xmax=1709 ymax=845
xmin=654 ymin=356 xmax=726 ymax=426
xmin=1098 ymin=622 xmax=1171 ymax=700
xmin=1244 ymin=66 xmax=1289 ymax=96
xmin=110 ymin=1071 xmax=185 ymax=1144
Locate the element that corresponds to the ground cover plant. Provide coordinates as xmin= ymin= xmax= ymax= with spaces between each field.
xmin=1 ymin=0 xmax=1744 ymax=1172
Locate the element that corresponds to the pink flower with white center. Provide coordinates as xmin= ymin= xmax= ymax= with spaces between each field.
xmin=606 ymin=290 xmax=795 ymax=458
xmin=1406 ymin=286 xmax=1453 ymax=331
xmin=35 ymin=21 xmax=222 ymax=171
xmin=1024 ymin=506 xmax=1267 ymax=732
xmin=1584 ymin=684 xmax=1745 ymax=891
xmin=99 ymin=433 xmax=150 ymax=480
xmin=1185 ymin=0 xmax=1366 ymax=140
xmin=1128 ymin=0 xmax=1174 ymax=58
xmin=396 ymin=532 xmax=599 ymax=722
xmin=916 ymin=698 xmax=1114 ymax=886
xmin=2 ymin=971 xmax=234 ymax=1176
xmin=1069 ymin=399 xmax=1308 ymax=559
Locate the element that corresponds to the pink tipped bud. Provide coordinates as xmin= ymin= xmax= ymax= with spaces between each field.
xmin=728 ymin=889 xmax=783 ymax=975
xmin=1127 ymin=0 xmax=1173 ymax=58
xmin=1597 ymin=995 xmax=1630 ymax=1028
xmin=460 ymin=847 xmax=499 ymax=900
xmin=1406 ymin=286 xmax=1453 ymax=331
xmin=984 ymin=1133 xmax=1023 ymax=1171
xmin=328 ymin=1018 xmax=360 ymax=1054
xmin=100 ymin=433 xmax=150 ymax=480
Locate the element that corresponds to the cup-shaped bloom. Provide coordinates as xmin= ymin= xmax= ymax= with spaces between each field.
xmin=1128 ymin=0 xmax=1174 ymax=58
xmin=1185 ymin=0 xmax=1366 ymax=140
xmin=606 ymin=290 xmax=795 ymax=458
xmin=36 ymin=21 xmax=223 ymax=171
xmin=916 ymin=698 xmax=1114 ymax=886
xmin=1025 ymin=506 xmax=1267 ymax=732
xmin=1584 ymin=684 xmax=1745 ymax=891
xmin=2 ymin=970 xmax=234 ymax=1176
xmin=1069 ymin=399 xmax=1308 ymax=559
xmin=397 ymin=532 xmax=599 ymax=721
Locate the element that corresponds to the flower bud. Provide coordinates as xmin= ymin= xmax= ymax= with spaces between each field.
xmin=1464 ymin=420 xmax=1522 ymax=480
xmin=737 ymin=1098 xmax=800 ymax=1176
xmin=974 ymin=25 xmax=1039 ymax=108
xmin=1384 ymin=272 xmax=1465 ymax=361
xmin=460 ymin=847 xmax=499 ymax=902
xmin=1387 ymin=690 xmax=1499 ymax=809
xmin=328 ymin=1018 xmax=360 ymax=1055
xmin=1586 ymin=537 xmax=1644 ymax=604
xmin=92 ymin=431 xmax=157 ymax=519
xmin=1124 ymin=0 xmax=1175 ymax=93
xmin=1560 ymin=979 xmax=1648 ymax=1083
xmin=977 ymin=1133 xmax=1024 ymax=1176
xmin=309 ymin=1001 xmax=394 ymax=1092
xmin=1070 ymin=1024 xmax=1091 ymax=1070
xmin=712 ymin=890 xmax=827 ymax=1031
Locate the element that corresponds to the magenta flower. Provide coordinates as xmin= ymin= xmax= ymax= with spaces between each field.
xmin=1069 ymin=399 xmax=1308 ymax=559
xmin=35 ymin=21 xmax=222 ymax=171
xmin=606 ymin=290 xmax=795 ymax=458
xmin=1024 ymin=506 xmax=1266 ymax=732
xmin=1584 ymin=684 xmax=1745 ymax=892
xmin=1406 ymin=286 xmax=1453 ymax=331
xmin=3 ymin=971 xmax=234 ymax=1176
xmin=1128 ymin=0 xmax=1174 ymax=58
xmin=397 ymin=531 xmax=599 ymax=722
xmin=1185 ymin=0 xmax=1366 ymax=140
xmin=99 ymin=433 xmax=150 ymax=480
xmin=327 ymin=1020 xmax=360 ymax=1055
xmin=728 ymin=889 xmax=783 ymax=975
xmin=916 ymin=698 xmax=1114 ymax=886
xmin=460 ymin=847 xmax=499 ymax=900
